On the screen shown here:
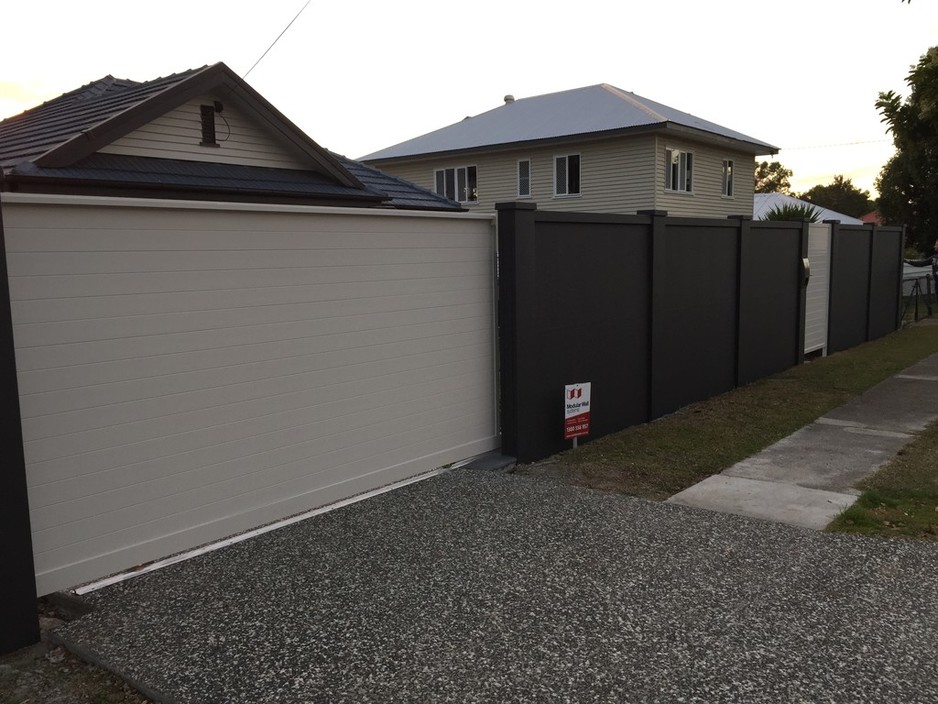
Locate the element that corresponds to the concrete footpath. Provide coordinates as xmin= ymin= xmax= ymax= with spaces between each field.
xmin=669 ymin=350 xmax=938 ymax=529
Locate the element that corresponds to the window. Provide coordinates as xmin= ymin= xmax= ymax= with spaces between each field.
xmin=554 ymin=154 xmax=580 ymax=196
xmin=434 ymin=166 xmax=478 ymax=203
xmin=518 ymin=159 xmax=531 ymax=197
xmin=722 ymin=159 xmax=734 ymax=197
xmin=665 ymin=148 xmax=693 ymax=192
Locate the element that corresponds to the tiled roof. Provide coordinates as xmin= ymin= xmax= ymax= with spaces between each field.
xmin=0 ymin=64 xmax=461 ymax=210
xmin=338 ymin=157 xmax=462 ymax=210
xmin=0 ymin=69 xmax=202 ymax=170
xmin=10 ymin=152 xmax=461 ymax=210
xmin=361 ymin=84 xmax=778 ymax=161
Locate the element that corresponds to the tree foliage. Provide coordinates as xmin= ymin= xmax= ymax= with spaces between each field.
xmin=754 ymin=161 xmax=792 ymax=194
xmin=875 ymin=46 xmax=938 ymax=252
xmin=761 ymin=203 xmax=822 ymax=223
xmin=797 ymin=176 xmax=874 ymax=218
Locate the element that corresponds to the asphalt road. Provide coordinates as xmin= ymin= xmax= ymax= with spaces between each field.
xmin=56 ymin=470 xmax=938 ymax=703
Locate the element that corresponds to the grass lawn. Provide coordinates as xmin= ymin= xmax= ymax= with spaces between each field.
xmin=827 ymin=417 xmax=938 ymax=540
xmin=516 ymin=323 xmax=938 ymax=503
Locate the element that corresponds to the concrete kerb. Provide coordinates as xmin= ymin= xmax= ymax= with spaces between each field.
xmin=668 ymin=350 xmax=938 ymax=530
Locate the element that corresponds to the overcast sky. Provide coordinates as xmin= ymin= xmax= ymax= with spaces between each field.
xmin=3 ymin=1 xmax=937 ymax=196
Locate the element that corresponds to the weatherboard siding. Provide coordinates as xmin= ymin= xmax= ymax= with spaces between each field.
xmin=376 ymin=136 xmax=658 ymax=215
xmin=4 ymin=196 xmax=497 ymax=594
xmin=100 ymin=97 xmax=309 ymax=170
xmin=655 ymin=137 xmax=755 ymax=218
xmin=374 ymin=135 xmax=755 ymax=218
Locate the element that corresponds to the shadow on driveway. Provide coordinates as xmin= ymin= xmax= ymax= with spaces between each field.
xmin=57 ymin=471 xmax=938 ymax=703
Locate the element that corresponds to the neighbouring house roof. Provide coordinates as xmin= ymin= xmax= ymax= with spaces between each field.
xmin=861 ymin=210 xmax=883 ymax=225
xmin=753 ymin=193 xmax=863 ymax=224
xmin=361 ymin=84 xmax=778 ymax=162
xmin=0 ymin=63 xmax=461 ymax=211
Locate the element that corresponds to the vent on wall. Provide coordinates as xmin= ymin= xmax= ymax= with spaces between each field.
xmin=200 ymin=104 xmax=218 ymax=146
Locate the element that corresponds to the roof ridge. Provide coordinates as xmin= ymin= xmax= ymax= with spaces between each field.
xmin=600 ymin=84 xmax=668 ymax=123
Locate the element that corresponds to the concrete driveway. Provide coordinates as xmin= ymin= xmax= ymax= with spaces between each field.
xmin=55 ymin=470 xmax=938 ymax=703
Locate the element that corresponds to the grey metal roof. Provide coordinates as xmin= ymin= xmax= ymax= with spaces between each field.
xmin=0 ymin=65 xmax=461 ymax=211
xmin=361 ymin=84 xmax=778 ymax=161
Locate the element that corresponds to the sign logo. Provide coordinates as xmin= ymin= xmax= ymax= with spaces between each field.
xmin=563 ymin=382 xmax=591 ymax=440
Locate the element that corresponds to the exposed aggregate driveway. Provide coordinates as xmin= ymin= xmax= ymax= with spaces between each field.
xmin=57 ymin=470 xmax=938 ymax=703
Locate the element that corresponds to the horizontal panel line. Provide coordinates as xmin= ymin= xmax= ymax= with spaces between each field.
xmin=15 ymin=311 xmax=488 ymax=358
xmin=10 ymin=261 xmax=491 ymax=277
xmin=12 ymin=274 xmax=495 ymax=305
xmin=12 ymin=286 xmax=487 ymax=325
xmin=9 ymin=245 xmax=487 ymax=253
xmin=10 ymin=275 xmax=489 ymax=303
xmin=28 ymin=376 xmax=493 ymax=493
xmin=14 ymin=298 xmax=489 ymax=345
xmin=33 ymin=412 xmax=495 ymax=549
xmin=16 ymin=316 xmax=491 ymax=374
xmin=24 ymin=356 xmax=492 ymax=451
xmin=30 ymin=388 xmax=492 ymax=508
xmin=30 ymin=403 xmax=493 ymax=531
xmin=22 ymin=338 xmax=492 ymax=421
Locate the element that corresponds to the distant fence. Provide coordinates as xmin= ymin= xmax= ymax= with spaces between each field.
xmin=496 ymin=203 xmax=903 ymax=463
xmin=827 ymin=221 xmax=904 ymax=353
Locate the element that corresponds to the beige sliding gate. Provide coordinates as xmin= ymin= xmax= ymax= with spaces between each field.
xmin=3 ymin=194 xmax=498 ymax=595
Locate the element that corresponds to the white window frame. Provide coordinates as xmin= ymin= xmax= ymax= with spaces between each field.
xmin=554 ymin=154 xmax=581 ymax=197
xmin=722 ymin=159 xmax=735 ymax=198
xmin=665 ymin=147 xmax=693 ymax=193
xmin=433 ymin=165 xmax=478 ymax=203
xmin=518 ymin=159 xmax=532 ymax=198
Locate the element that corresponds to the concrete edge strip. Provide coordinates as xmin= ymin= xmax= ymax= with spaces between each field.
xmin=815 ymin=417 xmax=865 ymax=428
xmin=74 ymin=467 xmax=448 ymax=595
xmin=895 ymin=374 xmax=938 ymax=382
xmin=843 ymin=427 xmax=914 ymax=439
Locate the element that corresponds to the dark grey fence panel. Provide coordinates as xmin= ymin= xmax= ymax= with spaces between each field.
xmin=828 ymin=225 xmax=873 ymax=353
xmin=651 ymin=219 xmax=739 ymax=418
xmin=869 ymin=227 xmax=904 ymax=340
xmin=828 ymin=224 xmax=904 ymax=353
xmin=738 ymin=222 xmax=805 ymax=385
xmin=497 ymin=203 xmax=651 ymax=461
xmin=497 ymin=205 xmax=902 ymax=464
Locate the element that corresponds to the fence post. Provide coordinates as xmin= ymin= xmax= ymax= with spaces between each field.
xmin=495 ymin=201 xmax=538 ymax=461
xmin=897 ymin=225 xmax=907 ymax=330
xmin=730 ymin=215 xmax=749 ymax=387
xmin=826 ymin=219 xmax=841 ymax=353
xmin=796 ymin=220 xmax=810 ymax=365
xmin=865 ymin=223 xmax=878 ymax=342
xmin=0 ymin=200 xmax=40 ymax=655
xmin=639 ymin=209 xmax=669 ymax=420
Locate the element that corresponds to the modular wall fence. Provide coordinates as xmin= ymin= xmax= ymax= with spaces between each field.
xmin=0 ymin=193 xmax=498 ymax=654
xmin=496 ymin=203 xmax=903 ymax=464
xmin=827 ymin=221 xmax=905 ymax=354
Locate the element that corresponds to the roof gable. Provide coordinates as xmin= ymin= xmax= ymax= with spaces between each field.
xmin=98 ymin=97 xmax=310 ymax=171
xmin=362 ymin=84 xmax=777 ymax=161
xmin=0 ymin=65 xmax=462 ymax=211
xmin=0 ymin=63 xmax=361 ymax=189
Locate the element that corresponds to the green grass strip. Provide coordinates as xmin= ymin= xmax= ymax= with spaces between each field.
xmin=827 ymin=417 xmax=938 ymax=540
xmin=519 ymin=324 xmax=938 ymax=502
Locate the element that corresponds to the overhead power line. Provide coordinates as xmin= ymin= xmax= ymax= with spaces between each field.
xmin=243 ymin=0 xmax=313 ymax=79
xmin=782 ymin=139 xmax=891 ymax=152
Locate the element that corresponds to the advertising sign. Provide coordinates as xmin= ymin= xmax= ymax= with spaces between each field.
xmin=563 ymin=382 xmax=591 ymax=440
